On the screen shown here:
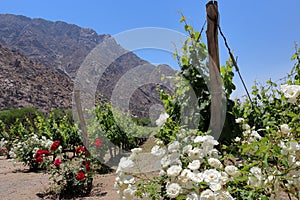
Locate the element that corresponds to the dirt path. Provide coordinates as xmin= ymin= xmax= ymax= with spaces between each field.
xmin=0 ymin=156 xmax=119 ymax=200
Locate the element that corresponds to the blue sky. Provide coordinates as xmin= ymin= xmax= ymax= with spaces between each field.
xmin=0 ymin=0 xmax=299 ymax=98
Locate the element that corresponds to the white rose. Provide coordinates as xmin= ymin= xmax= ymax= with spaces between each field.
xmin=156 ymin=112 xmax=169 ymax=126
xmin=210 ymin=182 xmax=222 ymax=191
xmin=248 ymin=176 xmax=262 ymax=187
xmin=225 ymin=165 xmax=239 ymax=177
xmin=187 ymin=192 xmax=200 ymax=200
xmin=208 ymin=158 xmax=223 ymax=169
xmin=288 ymin=141 xmax=300 ymax=152
xmin=166 ymin=183 xmax=181 ymax=198
xmin=280 ymin=124 xmax=291 ymax=135
xmin=117 ymin=157 xmax=135 ymax=173
xmin=194 ymin=135 xmax=205 ymax=143
xmin=200 ymin=189 xmax=215 ymax=200
xmin=208 ymin=149 xmax=219 ymax=158
xmin=188 ymin=147 xmax=204 ymax=160
xmin=183 ymin=144 xmax=193 ymax=154
xmin=160 ymin=153 xmax=182 ymax=168
xmin=131 ymin=148 xmax=142 ymax=154
xmin=151 ymin=145 xmax=166 ymax=157
xmin=161 ymin=155 xmax=171 ymax=168
xmin=167 ymin=165 xmax=182 ymax=177
xmin=220 ymin=172 xmax=229 ymax=185
xmin=250 ymin=166 xmax=262 ymax=178
xmin=161 ymin=153 xmax=181 ymax=169
xmin=242 ymin=124 xmax=251 ymax=130
xmin=243 ymin=129 xmax=251 ymax=137
xmin=168 ymin=141 xmax=180 ymax=152
xmin=235 ymin=118 xmax=244 ymax=123
xmin=250 ymin=130 xmax=262 ymax=140
xmin=203 ymin=169 xmax=221 ymax=184
xmin=159 ymin=169 xmax=166 ymax=176
xmin=215 ymin=190 xmax=234 ymax=200
xmin=202 ymin=136 xmax=219 ymax=154
xmin=190 ymin=172 xmax=204 ymax=183
xmin=194 ymin=135 xmax=217 ymax=144
xmin=281 ymin=84 xmax=300 ymax=103
xmin=188 ymin=160 xmax=201 ymax=170
xmin=179 ymin=169 xmax=193 ymax=182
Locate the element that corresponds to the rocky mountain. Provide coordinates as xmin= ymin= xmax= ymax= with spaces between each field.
xmin=0 ymin=14 xmax=107 ymax=78
xmin=0 ymin=14 xmax=175 ymax=118
xmin=0 ymin=45 xmax=73 ymax=112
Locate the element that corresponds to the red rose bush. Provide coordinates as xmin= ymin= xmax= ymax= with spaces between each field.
xmin=33 ymin=140 xmax=97 ymax=197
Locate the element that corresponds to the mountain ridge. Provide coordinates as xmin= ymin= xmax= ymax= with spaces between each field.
xmin=0 ymin=44 xmax=73 ymax=112
xmin=0 ymin=14 xmax=175 ymax=118
xmin=0 ymin=13 xmax=109 ymax=78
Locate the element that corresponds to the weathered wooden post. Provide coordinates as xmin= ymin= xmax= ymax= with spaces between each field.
xmin=74 ymin=90 xmax=90 ymax=157
xmin=206 ymin=1 xmax=220 ymax=71
xmin=206 ymin=1 xmax=224 ymax=139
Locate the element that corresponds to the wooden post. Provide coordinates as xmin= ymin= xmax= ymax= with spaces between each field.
xmin=74 ymin=90 xmax=90 ymax=157
xmin=206 ymin=1 xmax=224 ymax=139
xmin=206 ymin=1 xmax=220 ymax=71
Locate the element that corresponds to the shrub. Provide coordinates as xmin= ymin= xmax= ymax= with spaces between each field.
xmin=114 ymin=20 xmax=300 ymax=199
xmin=9 ymin=133 xmax=53 ymax=170
xmin=0 ymin=107 xmax=40 ymax=126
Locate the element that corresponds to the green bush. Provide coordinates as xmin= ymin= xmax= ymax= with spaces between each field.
xmin=0 ymin=107 xmax=40 ymax=126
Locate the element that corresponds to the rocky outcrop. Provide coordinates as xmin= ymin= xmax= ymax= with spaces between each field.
xmin=0 ymin=45 xmax=72 ymax=112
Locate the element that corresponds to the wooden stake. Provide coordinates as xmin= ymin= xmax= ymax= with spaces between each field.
xmin=206 ymin=1 xmax=224 ymax=139
xmin=74 ymin=90 xmax=90 ymax=157
xmin=206 ymin=1 xmax=220 ymax=71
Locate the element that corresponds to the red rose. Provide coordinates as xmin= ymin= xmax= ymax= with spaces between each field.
xmin=37 ymin=150 xmax=44 ymax=155
xmin=41 ymin=150 xmax=51 ymax=156
xmin=75 ymin=147 xmax=81 ymax=154
xmin=36 ymin=156 xmax=43 ymax=163
xmin=94 ymin=138 xmax=102 ymax=147
xmin=77 ymin=171 xmax=85 ymax=180
xmin=34 ymin=151 xmax=41 ymax=159
xmin=50 ymin=140 xmax=60 ymax=151
xmin=53 ymin=159 xmax=62 ymax=167
xmin=85 ymin=162 xmax=90 ymax=171
xmin=35 ymin=149 xmax=50 ymax=158
xmin=75 ymin=146 xmax=85 ymax=154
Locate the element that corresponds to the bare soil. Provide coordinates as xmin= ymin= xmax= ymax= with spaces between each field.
xmin=0 ymin=156 xmax=119 ymax=200
xmin=0 ymin=137 xmax=158 ymax=200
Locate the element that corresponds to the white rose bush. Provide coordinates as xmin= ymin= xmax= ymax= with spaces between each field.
xmin=9 ymin=132 xmax=54 ymax=170
xmin=115 ymin=130 xmax=238 ymax=199
xmin=115 ymin=21 xmax=300 ymax=199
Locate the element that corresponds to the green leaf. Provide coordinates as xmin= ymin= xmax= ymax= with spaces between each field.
xmin=184 ymin=24 xmax=192 ymax=32
xmin=176 ymin=194 xmax=186 ymax=200
xmin=291 ymin=53 xmax=297 ymax=60
xmin=260 ymin=195 xmax=269 ymax=200
xmin=180 ymin=15 xmax=186 ymax=23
